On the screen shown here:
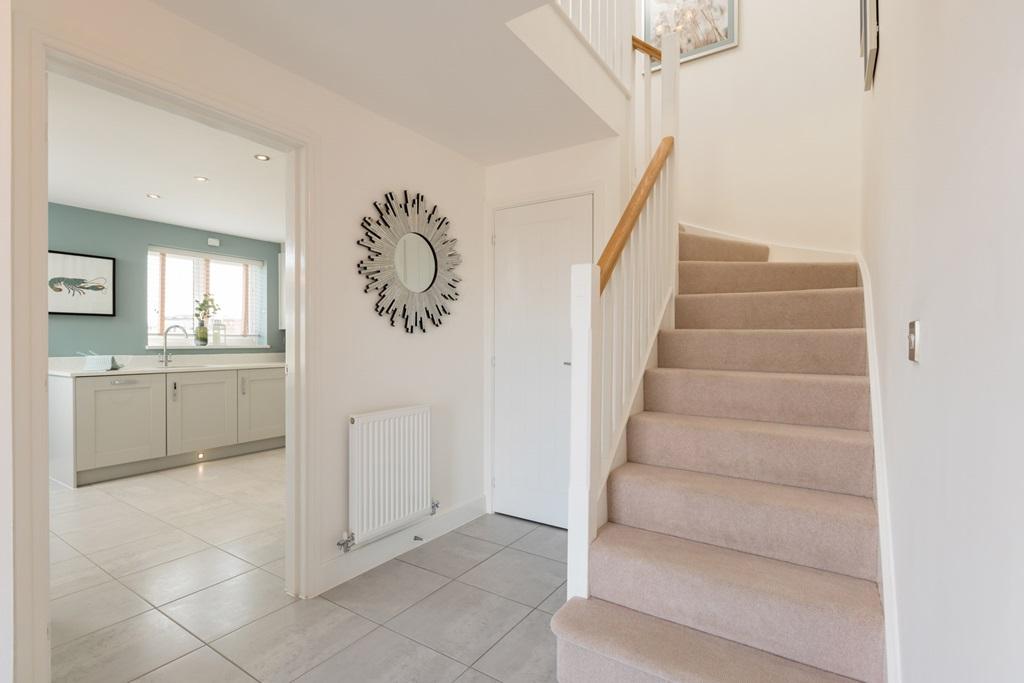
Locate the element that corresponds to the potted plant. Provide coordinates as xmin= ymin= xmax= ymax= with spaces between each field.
xmin=194 ymin=294 xmax=220 ymax=347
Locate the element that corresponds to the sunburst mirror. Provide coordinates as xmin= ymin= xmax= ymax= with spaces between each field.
xmin=357 ymin=191 xmax=462 ymax=333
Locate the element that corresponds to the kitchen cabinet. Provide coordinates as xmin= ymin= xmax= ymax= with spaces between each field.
xmin=237 ymin=367 xmax=286 ymax=443
xmin=73 ymin=374 xmax=167 ymax=470
xmin=166 ymin=370 xmax=239 ymax=455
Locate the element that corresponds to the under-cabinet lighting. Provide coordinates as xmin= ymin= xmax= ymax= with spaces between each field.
xmin=193 ymin=176 xmax=209 ymax=182
xmin=145 ymin=193 xmax=161 ymax=199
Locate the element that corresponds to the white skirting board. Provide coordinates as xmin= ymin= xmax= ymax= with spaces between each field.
xmin=312 ymin=495 xmax=487 ymax=597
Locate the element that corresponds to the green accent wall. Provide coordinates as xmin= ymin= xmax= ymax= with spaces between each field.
xmin=48 ymin=203 xmax=284 ymax=357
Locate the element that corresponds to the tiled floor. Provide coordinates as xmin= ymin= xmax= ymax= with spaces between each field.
xmin=49 ymin=453 xmax=565 ymax=682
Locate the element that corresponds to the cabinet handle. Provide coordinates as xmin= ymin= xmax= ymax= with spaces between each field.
xmin=240 ymin=377 xmax=247 ymax=395
xmin=110 ymin=379 xmax=138 ymax=386
xmin=172 ymin=381 xmax=178 ymax=402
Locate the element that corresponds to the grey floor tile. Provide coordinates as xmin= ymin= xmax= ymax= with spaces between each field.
xmin=295 ymin=627 xmax=465 ymax=682
xmin=219 ymin=524 xmax=285 ymax=566
xmin=160 ymin=568 xmax=295 ymax=642
xmin=455 ymin=671 xmax=499 ymax=683
xmin=120 ymin=547 xmax=253 ymax=606
xmin=211 ymin=598 xmax=374 ymax=683
xmin=50 ymin=533 xmax=82 ymax=563
xmin=88 ymin=529 xmax=210 ymax=578
xmin=456 ymin=514 xmax=538 ymax=546
xmin=537 ymin=582 xmax=567 ymax=614
xmin=387 ymin=581 xmax=530 ymax=666
xmin=53 ymin=502 xmax=175 ymax=554
xmin=458 ymin=548 xmax=566 ymax=607
xmin=49 ymin=486 xmax=117 ymax=515
xmin=475 ymin=610 xmax=557 ymax=683
xmin=261 ymin=558 xmax=286 ymax=578
xmin=50 ymin=581 xmax=150 ymax=647
xmin=399 ymin=532 xmax=502 ymax=579
xmin=51 ymin=610 xmax=202 ymax=683
xmin=50 ymin=555 xmax=112 ymax=599
xmin=167 ymin=501 xmax=282 ymax=546
xmin=454 ymin=671 xmax=497 ymax=679
xmin=322 ymin=559 xmax=449 ymax=623
xmin=510 ymin=526 xmax=567 ymax=563
xmin=134 ymin=646 xmax=256 ymax=682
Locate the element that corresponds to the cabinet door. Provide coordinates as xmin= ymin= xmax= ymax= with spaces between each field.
xmin=237 ymin=368 xmax=286 ymax=443
xmin=167 ymin=371 xmax=238 ymax=455
xmin=75 ymin=374 xmax=167 ymax=470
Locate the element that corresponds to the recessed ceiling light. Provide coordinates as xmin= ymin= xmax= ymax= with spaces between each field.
xmin=193 ymin=176 xmax=209 ymax=182
xmin=254 ymin=154 xmax=271 ymax=162
xmin=145 ymin=193 xmax=161 ymax=199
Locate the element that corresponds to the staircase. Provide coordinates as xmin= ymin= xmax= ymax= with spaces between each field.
xmin=553 ymin=230 xmax=886 ymax=682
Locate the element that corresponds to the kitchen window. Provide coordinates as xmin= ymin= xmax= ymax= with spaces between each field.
xmin=147 ymin=247 xmax=268 ymax=347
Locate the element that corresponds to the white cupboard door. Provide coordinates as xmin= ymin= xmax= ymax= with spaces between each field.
xmin=237 ymin=368 xmax=286 ymax=443
xmin=493 ymin=194 xmax=593 ymax=528
xmin=166 ymin=371 xmax=239 ymax=455
xmin=75 ymin=374 xmax=167 ymax=470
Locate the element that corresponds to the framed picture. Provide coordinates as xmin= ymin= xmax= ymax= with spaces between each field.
xmin=47 ymin=250 xmax=116 ymax=316
xmin=644 ymin=0 xmax=739 ymax=64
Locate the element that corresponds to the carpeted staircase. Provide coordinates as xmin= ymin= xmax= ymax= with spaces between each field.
xmin=552 ymin=230 xmax=885 ymax=682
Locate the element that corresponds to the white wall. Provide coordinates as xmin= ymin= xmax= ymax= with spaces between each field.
xmin=12 ymin=0 xmax=487 ymax=603
xmin=862 ymin=1 xmax=1024 ymax=681
xmin=485 ymin=137 xmax=625 ymax=258
xmin=671 ymin=0 xmax=863 ymax=253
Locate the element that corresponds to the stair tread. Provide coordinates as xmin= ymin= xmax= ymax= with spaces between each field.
xmin=609 ymin=463 xmax=878 ymax=579
xmin=678 ymin=232 xmax=770 ymax=263
xmin=589 ymin=523 xmax=884 ymax=681
xmin=630 ymin=411 xmax=873 ymax=446
xmin=658 ymin=328 xmax=868 ymax=375
xmin=679 ymin=261 xmax=860 ymax=294
xmin=644 ymin=367 xmax=871 ymax=431
xmin=676 ymin=287 xmax=866 ymax=330
xmin=627 ymin=411 xmax=875 ymax=497
xmin=553 ymin=597 xmax=858 ymax=683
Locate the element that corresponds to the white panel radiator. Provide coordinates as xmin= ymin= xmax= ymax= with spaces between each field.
xmin=341 ymin=405 xmax=434 ymax=552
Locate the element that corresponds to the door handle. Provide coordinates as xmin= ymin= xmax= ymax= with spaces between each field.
xmin=563 ymin=361 xmax=572 ymax=366
xmin=172 ymin=381 xmax=178 ymax=401
xmin=240 ymin=377 xmax=247 ymax=395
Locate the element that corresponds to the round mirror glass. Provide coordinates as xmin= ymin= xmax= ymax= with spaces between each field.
xmin=394 ymin=232 xmax=438 ymax=293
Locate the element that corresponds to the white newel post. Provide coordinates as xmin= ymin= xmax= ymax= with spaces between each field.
xmin=567 ymin=264 xmax=601 ymax=599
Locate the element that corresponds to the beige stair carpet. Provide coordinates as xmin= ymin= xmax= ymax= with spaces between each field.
xmin=553 ymin=232 xmax=885 ymax=682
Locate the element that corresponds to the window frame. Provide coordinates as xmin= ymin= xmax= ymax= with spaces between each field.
xmin=146 ymin=246 xmax=269 ymax=348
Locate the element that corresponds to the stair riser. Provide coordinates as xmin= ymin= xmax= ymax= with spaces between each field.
xmin=627 ymin=415 xmax=875 ymax=497
xmin=557 ymin=641 xmax=661 ymax=683
xmin=679 ymin=233 xmax=769 ymax=262
xmin=589 ymin=530 xmax=884 ymax=682
xmin=644 ymin=370 xmax=871 ymax=431
xmin=608 ymin=469 xmax=879 ymax=580
xmin=659 ymin=329 xmax=867 ymax=375
xmin=676 ymin=289 xmax=866 ymax=330
xmin=679 ymin=262 xmax=860 ymax=294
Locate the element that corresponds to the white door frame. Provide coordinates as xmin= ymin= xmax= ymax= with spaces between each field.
xmin=484 ymin=184 xmax=603 ymax=517
xmin=8 ymin=29 xmax=314 ymax=680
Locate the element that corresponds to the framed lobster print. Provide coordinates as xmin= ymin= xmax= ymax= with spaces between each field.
xmin=47 ymin=250 xmax=116 ymax=316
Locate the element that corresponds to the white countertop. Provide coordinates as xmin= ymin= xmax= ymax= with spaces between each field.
xmin=48 ymin=362 xmax=285 ymax=378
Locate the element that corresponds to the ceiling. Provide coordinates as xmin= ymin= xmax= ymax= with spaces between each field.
xmin=48 ymin=73 xmax=287 ymax=242
xmin=150 ymin=0 xmax=614 ymax=164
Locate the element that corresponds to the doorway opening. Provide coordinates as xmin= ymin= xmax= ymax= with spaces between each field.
xmin=38 ymin=54 xmax=307 ymax=678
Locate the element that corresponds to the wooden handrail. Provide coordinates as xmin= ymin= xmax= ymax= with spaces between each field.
xmin=597 ymin=136 xmax=674 ymax=293
xmin=632 ymin=35 xmax=661 ymax=63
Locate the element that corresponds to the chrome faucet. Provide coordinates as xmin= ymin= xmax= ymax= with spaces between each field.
xmin=160 ymin=325 xmax=189 ymax=366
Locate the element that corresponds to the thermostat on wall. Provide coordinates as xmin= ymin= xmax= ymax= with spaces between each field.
xmin=207 ymin=237 xmax=220 ymax=247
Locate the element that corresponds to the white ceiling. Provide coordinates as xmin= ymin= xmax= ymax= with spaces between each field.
xmin=48 ymin=73 xmax=287 ymax=242
xmin=150 ymin=0 xmax=614 ymax=164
